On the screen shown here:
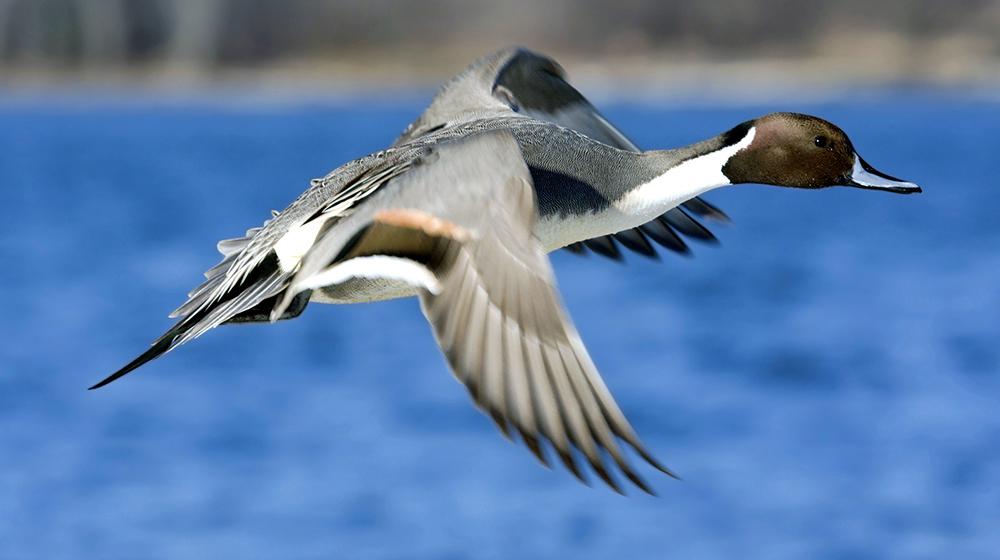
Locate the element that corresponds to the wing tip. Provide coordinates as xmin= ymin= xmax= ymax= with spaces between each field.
xmin=643 ymin=451 xmax=682 ymax=481
xmin=682 ymin=198 xmax=732 ymax=224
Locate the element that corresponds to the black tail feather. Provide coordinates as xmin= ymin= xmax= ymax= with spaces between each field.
xmin=91 ymin=252 xmax=295 ymax=391
xmin=88 ymin=324 xmax=187 ymax=390
xmin=90 ymin=287 xmax=308 ymax=390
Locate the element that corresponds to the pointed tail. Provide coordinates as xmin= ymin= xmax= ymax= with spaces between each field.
xmin=89 ymin=324 xmax=188 ymax=390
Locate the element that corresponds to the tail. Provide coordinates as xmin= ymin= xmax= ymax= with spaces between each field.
xmin=89 ymin=287 xmax=311 ymax=390
xmin=89 ymin=323 xmax=189 ymax=390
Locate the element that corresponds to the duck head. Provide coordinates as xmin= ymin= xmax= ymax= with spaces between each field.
xmin=721 ymin=112 xmax=921 ymax=194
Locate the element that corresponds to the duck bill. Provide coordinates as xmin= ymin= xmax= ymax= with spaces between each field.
xmin=844 ymin=155 xmax=922 ymax=194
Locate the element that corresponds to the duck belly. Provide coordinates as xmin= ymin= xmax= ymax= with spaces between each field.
xmin=534 ymin=205 xmax=653 ymax=251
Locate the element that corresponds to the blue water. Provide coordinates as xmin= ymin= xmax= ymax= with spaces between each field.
xmin=1 ymin=92 xmax=998 ymax=559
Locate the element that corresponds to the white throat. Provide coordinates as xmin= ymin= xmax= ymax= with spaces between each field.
xmin=616 ymin=126 xmax=756 ymax=220
xmin=534 ymin=126 xmax=756 ymax=251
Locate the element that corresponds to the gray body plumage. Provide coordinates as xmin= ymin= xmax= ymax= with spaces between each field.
xmin=269 ymin=115 xmax=717 ymax=305
xmin=260 ymin=118 xmax=636 ymax=303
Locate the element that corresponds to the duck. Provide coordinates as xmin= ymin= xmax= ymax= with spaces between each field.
xmin=91 ymin=47 xmax=920 ymax=494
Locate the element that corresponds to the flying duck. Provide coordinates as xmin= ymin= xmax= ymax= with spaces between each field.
xmin=92 ymin=48 xmax=920 ymax=494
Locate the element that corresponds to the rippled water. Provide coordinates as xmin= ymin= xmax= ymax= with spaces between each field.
xmin=1 ymin=93 xmax=997 ymax=559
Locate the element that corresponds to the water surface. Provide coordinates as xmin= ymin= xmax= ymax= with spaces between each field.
xmin=1 ymin=93 xmax=997 ymax=559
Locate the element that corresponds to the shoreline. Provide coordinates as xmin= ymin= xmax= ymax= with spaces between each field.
xmin=3 ymin=53 xmax=1000 ymax=106
xmin=1 ymin=82 xmax=997 ymax=110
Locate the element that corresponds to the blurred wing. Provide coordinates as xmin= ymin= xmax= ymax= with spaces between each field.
xmin=420 ymin=180 xmax=676 ymax=494
xmin=396 ymin=47 xmax=729 ymax=261
xmin=281 ymin=132 xmax=674 ymax=493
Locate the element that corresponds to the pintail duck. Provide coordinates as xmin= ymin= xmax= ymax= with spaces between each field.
xmin=93 ymin=48 xmax=920 ymax=494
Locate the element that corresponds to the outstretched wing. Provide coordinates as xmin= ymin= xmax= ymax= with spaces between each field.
xmin=278 ymin=132 xmax=675 ymax=493
xmin=396 ymin=46 xmax=730 ymax=260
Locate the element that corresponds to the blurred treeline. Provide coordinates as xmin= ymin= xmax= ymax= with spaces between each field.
xmin=2 ymin=0 xmax=998 ymax=83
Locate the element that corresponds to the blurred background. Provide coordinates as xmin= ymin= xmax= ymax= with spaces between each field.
xmin=2 ymin=0 xmax=1000 ymax=92
xmin=2 ymin=2 xmax=999 ymax=560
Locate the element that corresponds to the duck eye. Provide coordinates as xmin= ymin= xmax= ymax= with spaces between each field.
xmin=813 ymin=135 xmax=830 ymax=148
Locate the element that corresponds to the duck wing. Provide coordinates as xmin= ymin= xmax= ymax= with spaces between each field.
xmin=277 ymin=131 xmax=675 ymax=493
xmin=396 ymin=47 xmax=729 ymax=261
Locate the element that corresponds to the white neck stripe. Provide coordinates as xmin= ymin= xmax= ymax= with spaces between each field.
xmin=617 ymin=126 xmax=756 ymax=219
